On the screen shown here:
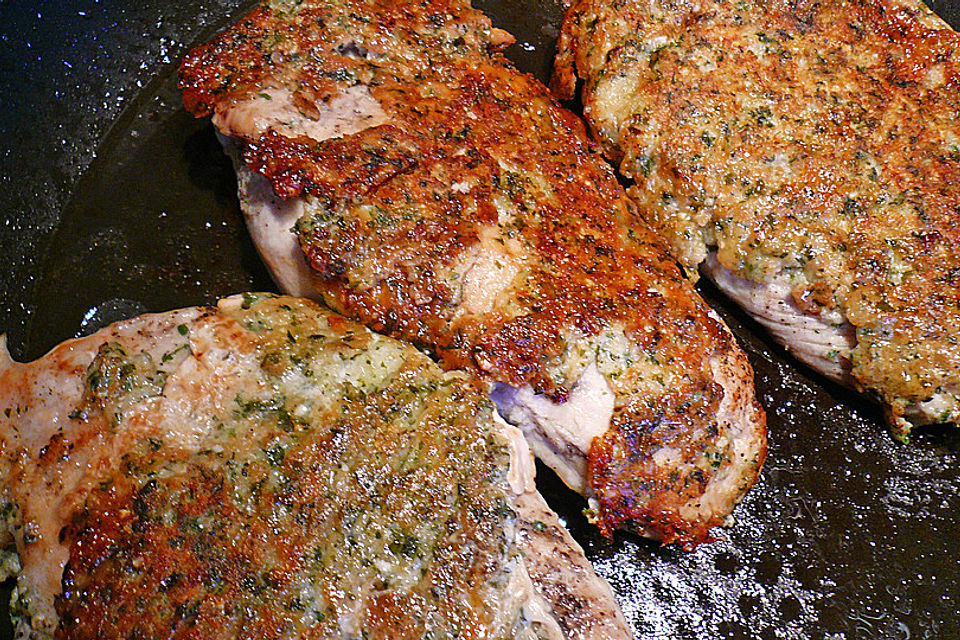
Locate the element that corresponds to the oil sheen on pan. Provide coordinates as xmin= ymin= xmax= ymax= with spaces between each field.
xmin=0 ymin=0 xmax=958 ymax=639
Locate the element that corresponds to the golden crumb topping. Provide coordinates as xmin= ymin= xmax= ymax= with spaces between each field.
xmin=53 ymin=295 xmax=527 ymax=639
xmin=555 ymin=0 xmax=960 ymax=435
xmin=181 ymin=0 xmax=766 ymax=543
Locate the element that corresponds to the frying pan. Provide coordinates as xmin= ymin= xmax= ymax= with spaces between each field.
xmin=1 ymin=1 xmax=959 ymax=637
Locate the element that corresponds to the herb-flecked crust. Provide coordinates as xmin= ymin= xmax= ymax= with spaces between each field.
xmin=554 ymin=0 xmax=960 ymax=436
xmin=180 ymin=0 xmax=767 ymax=544
xmin=51 ymin=295 xmax=528 ymax=639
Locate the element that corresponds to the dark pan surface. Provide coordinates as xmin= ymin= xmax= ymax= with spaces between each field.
xmin=1 ymin=1 xmax=959 ymax=638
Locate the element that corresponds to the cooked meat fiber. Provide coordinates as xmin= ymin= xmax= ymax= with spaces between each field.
xmin=179 ymin=0 xmax=767 ymax=546
xmin=553 ymin=0 xmax=960 ymax=440
xmin=0 ymin=294 xmax=632 ymax=640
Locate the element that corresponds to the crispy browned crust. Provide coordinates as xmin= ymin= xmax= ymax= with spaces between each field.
xmin=180 ymin=0 xmax=766 ymax=545
xmin=554 ymin=0 xmax=960 ymax=437
xmin=55 ymin=375 xmax=512 ymax=640
xmin=51 ymin=296 xmax=522 ymax=639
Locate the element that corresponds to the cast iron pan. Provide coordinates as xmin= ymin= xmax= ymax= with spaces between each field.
xmin=1 ymin=1 xmax=959 ymax=638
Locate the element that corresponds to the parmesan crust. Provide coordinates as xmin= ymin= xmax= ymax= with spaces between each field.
xmin=555 ymin=0 xmax=960 ymax=438
xmin=181 ymin=0 xmax=767 ymax=546
xmin=0 ymin=295 xmax=632 ymax=639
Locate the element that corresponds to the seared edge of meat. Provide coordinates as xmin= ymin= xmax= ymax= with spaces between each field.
xmin=703 ymin=253 xmax=959 ymax=430
xmin=0 ymin=307 xmax=206 ymax=637
xmin=0 ymin=295 xmax=632 ymax=639
xmin=702 ymin=253 xmax=858 ymax=386
xmin=552 ymin=0 xmax=960 ymax=439
xmin=491 ymin=322 xmax=767 ymax=546
xmin=502 ymin=420 xmax=635 ymax=640
xmin=701 ymin=312 xmax=768 ymax=530
xmin=513 ymin=487 xmax=633 ymax=639
xmin=223 ymin=134 xmax=316 ymax=298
